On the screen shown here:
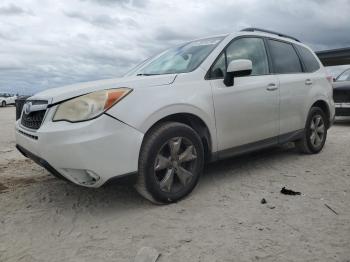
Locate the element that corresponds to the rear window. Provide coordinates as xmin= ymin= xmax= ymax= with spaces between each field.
xmin=295 ymin=45 xmax=320 ymax=72
xmin=268 ymin=40 xmax=302 ymax=74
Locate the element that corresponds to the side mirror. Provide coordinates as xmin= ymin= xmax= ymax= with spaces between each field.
xmin=224 ymin=59 xmax=253 ymax=87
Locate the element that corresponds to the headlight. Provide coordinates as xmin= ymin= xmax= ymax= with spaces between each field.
xmin=53 ymin=88 xmax=132 ymax=122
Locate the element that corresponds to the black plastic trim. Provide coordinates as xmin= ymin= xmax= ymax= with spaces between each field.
xmin=293 ymin=43 xmax=308 ymax=73
xmin=104 ymin=172 xmax=138 ymax=186
xmin=210 ymin=129 xmax=304 ymax=161
xmin=16 ymin=145 xmax=69 ymax=181
xmin=278 ymin=129 xmax=304 ymax=144
xmin=335 ymin=108 xmax=350 ymax=116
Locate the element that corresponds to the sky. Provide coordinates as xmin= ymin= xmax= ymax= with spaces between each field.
xmin=0 ymin=0 xmax=350 ymax=95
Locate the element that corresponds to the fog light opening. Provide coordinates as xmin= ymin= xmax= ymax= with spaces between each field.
xmin=61 ymin=168 xmax=100 ymax=186
xmin=86 ymin=170 xmax=100 ymax=183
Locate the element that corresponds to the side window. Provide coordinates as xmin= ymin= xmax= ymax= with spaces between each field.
xmin=226 ymin=38 xmax=269 ymax=75
xmin=209 ymin=37 xmax=269 ymax=79
xmin=295 ymin=45 xmax=320 ymax=72
xmin=268 ymin=40 xmax=302 ymax=74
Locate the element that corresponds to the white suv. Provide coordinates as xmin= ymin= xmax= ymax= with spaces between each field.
xmin=0 ymin=93 xmax=16 ymax=107
xmin=15 ymin=28 xmax=335 ymax=203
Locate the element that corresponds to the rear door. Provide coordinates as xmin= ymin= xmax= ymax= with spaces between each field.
xmin=267 ymin=39 xmax=309 ymax=135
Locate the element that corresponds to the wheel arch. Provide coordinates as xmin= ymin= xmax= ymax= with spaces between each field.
xmin=310 ymin=99 xmax=331 ymax=128
xmin=142 ymin=112 xmax=214 ymax=162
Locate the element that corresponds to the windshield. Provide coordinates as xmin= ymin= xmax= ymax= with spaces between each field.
xmin=127 ymin=36 xmax=224 ymax=76
xmin=336 ymin=69 xmax=350 ymax=81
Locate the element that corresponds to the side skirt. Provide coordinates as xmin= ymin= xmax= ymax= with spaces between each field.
xmin=210 ymin=129 xmax=304 ymax=162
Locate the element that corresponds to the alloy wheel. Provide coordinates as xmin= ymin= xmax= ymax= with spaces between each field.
xmin=154 ymin=137 xmax=198 ymax=193
xmin=309 ymin=114 xmax=325 ymax=147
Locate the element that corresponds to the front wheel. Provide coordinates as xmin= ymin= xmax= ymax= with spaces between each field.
xmin=1 ymin=101 xmax=5 ymax=107
xmin=135 ymin=122 xmax=204 ymax=204
xmin=296 ymin=107 xmax=328 ymax=154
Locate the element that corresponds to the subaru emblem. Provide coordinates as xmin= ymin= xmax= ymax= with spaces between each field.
xmin=23 ymin=102 xmax=32 ymax=115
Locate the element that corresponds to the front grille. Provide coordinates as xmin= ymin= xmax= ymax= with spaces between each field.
xmin=15 ymin=96 xmax=30 ymax=120
xmin=20 ymin=100 xmax=48 ymax=130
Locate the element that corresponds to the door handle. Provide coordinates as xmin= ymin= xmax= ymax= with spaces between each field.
xmin=305 ymin=79 xmax=313 ymax=85
xmin=266 ymin=83 xmax=278 ymax=91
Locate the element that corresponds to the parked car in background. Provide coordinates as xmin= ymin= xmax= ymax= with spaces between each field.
xmin=333 ymin=68 xmax=350 ymax=116
xmin=0 ymin=93 xmax=16 ymax=107
xmin=15 ymin=28 xmax=335 ymax=204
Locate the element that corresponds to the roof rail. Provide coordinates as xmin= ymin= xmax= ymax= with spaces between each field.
xmin=241 ymin=27 xmax=300 ymax=42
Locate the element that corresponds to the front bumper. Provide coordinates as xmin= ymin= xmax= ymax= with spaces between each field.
xmin=335 ymin=102 xmax=350 ymax=116
xmin=15 ymin=112 xmax=144 ymax=187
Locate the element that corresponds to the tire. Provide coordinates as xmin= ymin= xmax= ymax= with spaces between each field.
xmin=135 ymin=122 xmax=204 ymax=204
xmin=1 ymin=101 xmax=5 ymax=107
xmin=296 ymin=107 xmax=328 ymax=154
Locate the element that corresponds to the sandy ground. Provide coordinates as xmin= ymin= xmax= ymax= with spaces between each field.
xmin=0 ymin=106 xmax=349 ymax=262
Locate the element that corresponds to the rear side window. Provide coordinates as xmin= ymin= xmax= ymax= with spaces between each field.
xmin=268 ymin=40 xmax=302 ymax=74
xmin=295 ymin=45 xmax=320 ymax=72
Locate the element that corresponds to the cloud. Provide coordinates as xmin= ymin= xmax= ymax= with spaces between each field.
xmin=82 ymin=0 xmax=149 ymax=7
xmin=0 ymin=0 xmax=350 ymax=95
xmin=154 ymin=27 xmax=194 ymax=42
xmin=0 ymin=3 xmax=32 ymax=16
xmin=0 ymin=57 xmax=24 ymax=70
xmin=64 ymin=10 xmax=138 ymax=29
xmin=64 ymin=11 xmax=119 ymax=28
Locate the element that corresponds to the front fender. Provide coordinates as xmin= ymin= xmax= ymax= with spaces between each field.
xmin=138 ymin=103 xmax=213 ymax=133
xmin=107 ymin=82 xmax=218 ymax=152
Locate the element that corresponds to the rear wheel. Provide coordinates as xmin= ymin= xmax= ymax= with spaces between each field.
xmin=136 ymin=122 xmax=204 ymax=204
xmin=296 ymin=107 xmax=327 ymax=154
xmin=1 ymin=101 xmax=5 ymax=107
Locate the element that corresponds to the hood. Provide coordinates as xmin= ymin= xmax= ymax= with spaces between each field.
xmin=30 ymin=74 xmax=177 ymax=104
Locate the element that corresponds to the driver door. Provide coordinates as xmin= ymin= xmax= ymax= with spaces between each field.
xmin=208 ymin=37 xmax=280 ymax=153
